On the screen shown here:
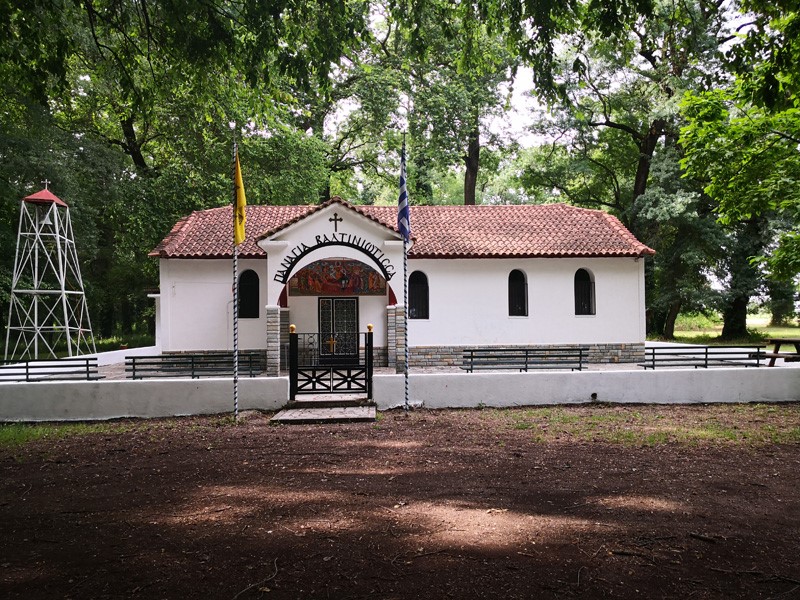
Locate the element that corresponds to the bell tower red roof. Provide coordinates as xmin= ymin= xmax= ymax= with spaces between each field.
xmin=23 ymin=188 xmax=68 ymax=207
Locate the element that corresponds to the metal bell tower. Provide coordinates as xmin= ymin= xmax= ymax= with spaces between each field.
xmin=4 ymin=186 xmax=96 ymax=360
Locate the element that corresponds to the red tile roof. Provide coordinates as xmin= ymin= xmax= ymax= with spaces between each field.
xmin=150 ymin=199 xmax=654 ymax=259
xmin=23 ymin=188 xmax=68 ymax=207
xmin=150 ymin=205 xmax=313 ymax=258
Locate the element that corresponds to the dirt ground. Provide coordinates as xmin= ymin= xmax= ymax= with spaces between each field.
xmin=2 ymin=403 xmax=800 ymax=600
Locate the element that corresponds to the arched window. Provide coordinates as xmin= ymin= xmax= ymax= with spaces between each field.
xmin=508 ymin=269 xmax=528 ymax=316
xmin=574 ymin=268 xmax=595 ymax=315
xmin=238 ymin=269 xmax=260 ymax=318
xmin=408 ymin=271 xmax=429 ymax=319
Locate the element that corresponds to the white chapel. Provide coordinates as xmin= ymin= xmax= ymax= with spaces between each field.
xmin=149 ymin=197 xmax=654 ymax=375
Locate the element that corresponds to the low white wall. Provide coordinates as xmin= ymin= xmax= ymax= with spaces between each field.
xmin=373 ymin=368 xmax=800 ymax=409
xmin=0 ymin=377 xmax=288 ymax=422
xmin=93 ymin=345 xmax=158 ymax=366
xmin=1 ymin=368 xmax=798 ymax=422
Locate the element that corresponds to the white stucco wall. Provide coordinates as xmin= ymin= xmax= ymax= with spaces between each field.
xmin=373 ymin=367 xmax=800 ymax=410
xmin=1 ymin=368 xmax=797 ymax=422
xmin=156 ymin=255 xmax=646 ymax=351
xmin=158 ymin=258 xmax=268 ymax=352
xmin=406 ymin=257 xmax=646 ymax=346
xmin=0 ymin=377 xmax=288 ymax=421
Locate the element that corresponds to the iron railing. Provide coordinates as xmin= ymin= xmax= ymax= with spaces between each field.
xmin=125 ymin=351 xmax=266 ymax=379
xmin=461 ymin=347 xmax=587 ymax=372
xmin=291 ymin=332 xmax=371 ymax=367
xmin=289 ymin=330 xmax=373 ymax=401
xmin=639 ymin=346 xmax=766 ymax=369
xmin=0 ymin=357 xmax=102 ymax=382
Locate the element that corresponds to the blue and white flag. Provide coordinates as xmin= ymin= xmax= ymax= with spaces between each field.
xmin=397 ymin=142 xmax=411 ymax=241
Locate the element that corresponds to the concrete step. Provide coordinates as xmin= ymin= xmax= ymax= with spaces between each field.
xmin=271 ymin=405 xmax=376 ymax=425
xmin=290 ymin=399 xmax=362 ymax=408
xmin=288 ymin=394 xmax=370 ymax=409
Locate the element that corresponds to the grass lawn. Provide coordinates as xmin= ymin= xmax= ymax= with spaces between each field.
xmin=668 ymin=312 xmax=799 ymax=347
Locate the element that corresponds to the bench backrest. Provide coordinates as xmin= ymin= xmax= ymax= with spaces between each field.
xmin=0 ymin=357 xmax=100 ymax=382
xmin=125 ymin=352 xmax=266 ymax=379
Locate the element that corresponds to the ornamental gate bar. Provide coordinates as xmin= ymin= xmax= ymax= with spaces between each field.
xmin=288 ymin=327 xmax=373 ymax=402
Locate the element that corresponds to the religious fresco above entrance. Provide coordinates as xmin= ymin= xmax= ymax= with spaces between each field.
xmin=288 ymin=259 xmax=386 ymax=296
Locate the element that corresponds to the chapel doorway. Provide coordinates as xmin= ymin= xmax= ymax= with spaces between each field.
xmin=318 ymin=297 xmax=359 ymax=365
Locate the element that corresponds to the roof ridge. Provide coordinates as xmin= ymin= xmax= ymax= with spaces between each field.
xmin=151 ymin=201 xmax=655 ymax=259
xmin=258 ymin=197 xmax=403 ymax=241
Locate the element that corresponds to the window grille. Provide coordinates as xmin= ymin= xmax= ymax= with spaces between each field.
xmin=508 ymin=269 xmax=528 ymax=316
xmin=239 ymin=270 xmax=260 ymax=318
xmin=408 ymin=271 xmax=429 ymax=319
xmin=574 ymin=269 xmax=595 ymax=315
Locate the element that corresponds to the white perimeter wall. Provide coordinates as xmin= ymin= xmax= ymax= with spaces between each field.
xmin=373 ymin=368 xmax=800 ymax=409
xmin=0 ymin=377 xmax=288 ymax=421
xmin=158 ymin=258 xmax=268 ymax=352
xmin=1 ymin=369 xmax=797 ymax=422
xmin=407 ymin=257 xmax=645 ymax=346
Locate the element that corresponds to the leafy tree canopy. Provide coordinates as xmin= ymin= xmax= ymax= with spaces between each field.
xmin=680 ymin=89 xmax=800 ymax=277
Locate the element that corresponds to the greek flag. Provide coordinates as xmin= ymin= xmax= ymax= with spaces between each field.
xmin=397 ymin=143 xmax=411 ymax=241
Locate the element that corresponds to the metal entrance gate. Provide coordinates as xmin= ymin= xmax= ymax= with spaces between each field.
xmin=288 ymin=327 xmax=373 ymax=402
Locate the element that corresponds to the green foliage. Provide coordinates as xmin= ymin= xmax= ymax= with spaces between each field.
xmin=729 ymin=1 xmax=800 ymax=111
xmin=515 ymin=0 xmax=737 ymax=336
xmin=0 ymin=1 xmax=371 ymax=338
xmin=245 ymin=131 xmax=330 ymax=205
xmin=680 ymin=89 xmax=800 ymax=278
xmin=1 ymin=0 xmax=798 ymax=343
xmin=673 ymin=312 xmax=722 ymax=332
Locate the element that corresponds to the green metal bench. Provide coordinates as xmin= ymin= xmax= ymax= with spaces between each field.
xmin=0 ymin=357 xmax=103 ymax=382
xmin=638 ymin=346 xmax=766 ymax=369
xmin=125 ymin=352 xmax=266 ymax=379
xmin=461 ymin=347 xmax=587 ymax=372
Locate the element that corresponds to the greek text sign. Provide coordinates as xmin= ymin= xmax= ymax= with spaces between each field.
xmin=274 ymin=233 xmax=396 ymax=283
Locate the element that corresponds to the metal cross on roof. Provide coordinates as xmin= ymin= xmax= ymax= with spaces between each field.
xmin=329 ymin=212 xmax=343 ymax=232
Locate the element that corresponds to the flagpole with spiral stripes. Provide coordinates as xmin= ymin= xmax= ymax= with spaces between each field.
xmin=398 ymin=134 xmax=411 ymax=410
xmin=232 ymin=138 xmax=240 ymax=420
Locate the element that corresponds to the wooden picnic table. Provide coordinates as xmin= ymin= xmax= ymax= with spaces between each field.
xmin=765 ymin=338 xmax=800 ymax=367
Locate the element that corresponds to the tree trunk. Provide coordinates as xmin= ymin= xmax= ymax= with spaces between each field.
xmin=121 ymin=295 xmax=134 ymax=333
xmin=120 ymin=116 xmax=149 ymax=172
xmin=320 ymin=177 xmax=332 ymax=202
xmin=719 ymin=219 xmax=764 ymax=340
xmin=463 ymin=125 xmax=480 ymax=205
xmin=412 ymin=153 xmax=433 ymax=204
xmin=632 ymin=118 xmax=666 ymax=199
xmin=662 ymin=300 xmax=682 ymax=339
xmin=91 ymin=217 xmax=116 ymax=338
xmin=721 ymin=295 xmax=749 ymax=340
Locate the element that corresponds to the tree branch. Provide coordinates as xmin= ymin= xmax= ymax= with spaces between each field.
xmin=587 ymin=118 xmax=644 ymax=141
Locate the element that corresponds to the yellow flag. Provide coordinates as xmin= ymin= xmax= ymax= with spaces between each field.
xmin=234 ymin=151 xmax=247 ymax=246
